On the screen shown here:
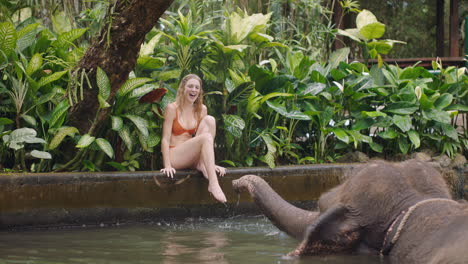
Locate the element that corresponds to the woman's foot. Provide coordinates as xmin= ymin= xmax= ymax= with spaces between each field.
xmin=208 ymin=184 xmax=227 ymax=203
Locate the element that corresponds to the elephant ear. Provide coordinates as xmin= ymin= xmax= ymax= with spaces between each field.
xmin=289 ymin=205 xmax=362 ymax=256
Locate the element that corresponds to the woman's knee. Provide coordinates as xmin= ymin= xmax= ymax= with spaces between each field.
xmin=201 ymin=115 xmax=216 ymax=128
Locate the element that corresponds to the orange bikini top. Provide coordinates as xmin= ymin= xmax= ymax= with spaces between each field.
xmin=172 ymin=110 xmax=198 ymax=136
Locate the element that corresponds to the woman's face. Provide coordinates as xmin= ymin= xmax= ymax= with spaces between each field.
xmin=183 ymin=78 xmax=201 ymax=104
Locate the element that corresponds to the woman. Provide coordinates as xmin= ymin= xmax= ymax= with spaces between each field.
xmin=160 ymin=74 xmax=227 ymax=203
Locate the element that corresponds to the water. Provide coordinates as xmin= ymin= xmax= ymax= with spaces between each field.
xmin=0 ymin=216 xmax=383 ymax=264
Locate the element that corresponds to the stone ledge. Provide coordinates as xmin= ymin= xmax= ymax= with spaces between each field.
xmin=0 ymin=163 xmax=465 ymax=230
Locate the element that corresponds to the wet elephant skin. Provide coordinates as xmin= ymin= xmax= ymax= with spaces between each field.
xmin=232 ymin=160 xmax=468 ymax=264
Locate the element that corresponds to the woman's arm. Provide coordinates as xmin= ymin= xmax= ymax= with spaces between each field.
xmin=160 ymin=103 xmax=176 ymax=177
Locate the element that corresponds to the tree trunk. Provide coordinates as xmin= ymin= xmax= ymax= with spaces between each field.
xmin=68 ymin=0 xmax=174 ymax=134
xmin=232 ymin=175 xmax=319 ymax=240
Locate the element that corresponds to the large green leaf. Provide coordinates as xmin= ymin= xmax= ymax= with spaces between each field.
xmin=229 ymin=12 xmax=271 ymax=44
xmin=37 ymin=70 xmax=68 ymax=88
xmin=137 ymin=56 xmax=165 ymax=70
xmin=356 ymin=10 xmax=378 ymax=30
xmin=445 ymin=104 xmax=468 ymax=112
xmin=76 ymin=134 xmax=96 ymax=148
xmin=378 ymin=129 xmax=398 ymax=139
xmin=367 ymin=41 xmax=392 ymax=54
xmin=0 ymin=22 xmax=16 ymax=60
xmin=301 ymin=83 xmax=326 ymax=96
xmin=2 ymin=128 xmax=45 ymax=150
xmin=146 ymin=132 xmax=161 ymax=148
xmin=249 ymin=32 xmax=274 ymax=42
xmin=440 ymin=123 xmax=458 ymax=141
xmin=393 ymin=115 xmax=412 ymax=132
xmin=49 ymin=101 xmax=70 ymax=128
xmin=51 ymin=11 xmax=72 ymax=34
xmin=118 ymin=126 xmax=132 ymax=150
xmin=359 ymin=22 xmax=385 ymax=40
xmin=327 ymin=47 xmax=350 ymax=72
xmin=266 ymin=101 xmax=310 ymax=120
xmin=96 ymin=67 xmax=111 ymax=100
xmin=98 ymin=94 xmax=110 ymax=109
xmin=369 ymin=142 xmax=383 ymax=153
xmin=17 ymin=23 xmax=39 ymax=51
xmin=223 ymin=114 xmax=245 ymax=138
xmin=49 ymin=126 xmax=79 ymax=149
xmin=422 ymin=109 xmax=451 ymax=123
xmin=398 ymin=136 xmax=409 ymax=154
xmin=96 ymin=138 xmax=114 ymax=158
xmin=384 ymin=102 xmax=418 ymax=115
xmin=26 ymin=53 xmax=43 ymax=76
xmin=434 ymin=93 xmax=453 ymax=110
xmin=337 ymin=28 xmax=363 ymax=42
xmin=246 ymin=90 xmax=263 ymax=118
xmin=51 ymin=28 xmax=87 ymax=49
xmin=0 ymin=118 xmax=14 ymax=125
xmin=347 ymin=130 xmax=372 ymax=149
xmin=259 ymin=92 xmax=293 ymax=104
xmin=331 ymin=128 xmax=350 ymax=143
xmin=111 ymin=116 xmax=123 ymax=131
xmin=30 ymin=150 xmax=52 ymax=159
xmin=124 ymin=114 xmax=149 ymax=137
xmin=407 ymin=130 xmax=420 ymax=149
xmin=139 ymin=33 xmax=162 ymax=56
xmin=260 ymin=133 xmax=276 ymax=169
xmin=352 ymin=118 xmax=374 ymax=130
xmin=362 ymin=111 xmax=387 ymax=117
xmin=119 ymin=77 xmax=153 ymax=96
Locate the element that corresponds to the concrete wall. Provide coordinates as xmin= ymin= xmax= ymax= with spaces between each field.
xmin=0 ymin=164 xmax=352 ymax=230
xmin=1 ymin=163 xmax=465 ymax=230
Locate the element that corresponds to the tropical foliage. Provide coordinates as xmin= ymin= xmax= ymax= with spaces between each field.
xmin=0 ymin=0 xmax=466 ymax=172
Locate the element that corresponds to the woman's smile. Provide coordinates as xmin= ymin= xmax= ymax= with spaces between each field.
xmin=184 ymin=79 xmax=201 ymax=103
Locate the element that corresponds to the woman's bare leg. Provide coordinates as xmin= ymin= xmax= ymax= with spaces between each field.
xmin=169 ymin=121 xmax=226 ymax=202
xmin=196 ymin=116 xmax=226 ymax=177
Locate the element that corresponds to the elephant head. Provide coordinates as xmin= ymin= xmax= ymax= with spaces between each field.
xmin=232 ymin=160 xmax=468 ymax=264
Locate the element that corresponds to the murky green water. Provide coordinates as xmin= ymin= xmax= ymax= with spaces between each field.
xmin=0 ymin=216 xmax=383 ymax=264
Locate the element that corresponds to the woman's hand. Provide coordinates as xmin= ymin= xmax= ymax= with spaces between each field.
xmin=161 ymin=167 xmax=176 ymax=178
xmin=215 ymin=165 xmax=226 ymax=177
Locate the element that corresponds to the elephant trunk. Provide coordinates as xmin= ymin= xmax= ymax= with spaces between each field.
xmin=232 ymin=175 xmax=319 ymax=240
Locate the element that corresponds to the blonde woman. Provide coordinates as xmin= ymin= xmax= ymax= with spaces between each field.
xmin=160 ymin=74 xmax=227 ymax=203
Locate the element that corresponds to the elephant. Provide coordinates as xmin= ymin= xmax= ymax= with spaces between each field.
xmin=232 ymin=160 xmax=468 ymax=264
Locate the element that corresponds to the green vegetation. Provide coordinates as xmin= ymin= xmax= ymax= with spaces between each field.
xmin=0 ymin=1 xmax=466 ymax=172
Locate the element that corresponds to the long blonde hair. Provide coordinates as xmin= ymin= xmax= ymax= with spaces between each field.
xmin=175 ymin=74 xmax=204 ymax=121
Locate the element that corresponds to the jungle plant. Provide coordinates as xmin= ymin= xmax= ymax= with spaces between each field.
xmin=337 ymin=9 xmax=405 ymax=66
xmin=64 ymin=67 xmax=161 ymax=172
xmin=2 ymin=127 xmax=51 ymax=171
